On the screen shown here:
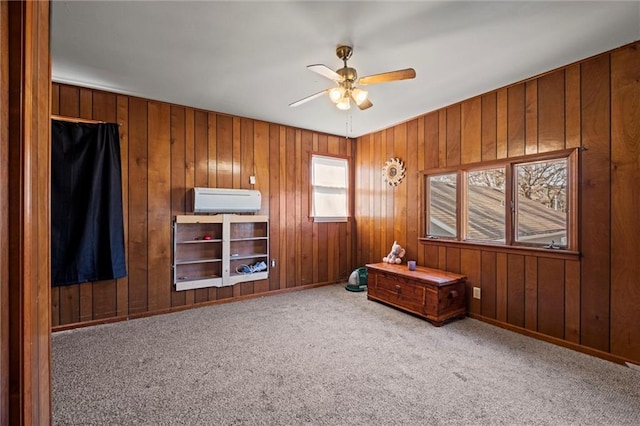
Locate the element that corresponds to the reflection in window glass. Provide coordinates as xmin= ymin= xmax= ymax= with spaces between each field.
xmin=428 ymin=173 xmax=457 ymax=238
xmin=467 ymin=168 xmax=506 ymax=242
xmin=515 ymin=159 xmax=567 ymax=246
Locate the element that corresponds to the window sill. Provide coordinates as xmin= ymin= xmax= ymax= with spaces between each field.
xmin=312 ymin=217 xmax=349 ymax=223
xmin=418 ymin=238 xmax=580 ymax=260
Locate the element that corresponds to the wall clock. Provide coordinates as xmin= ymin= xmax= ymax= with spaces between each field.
xmin=382 ymin=158 xmax=406 ymax=186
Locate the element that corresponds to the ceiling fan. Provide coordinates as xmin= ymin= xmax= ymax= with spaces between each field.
xmin=289 ymin=45 xmax=416 ymax=111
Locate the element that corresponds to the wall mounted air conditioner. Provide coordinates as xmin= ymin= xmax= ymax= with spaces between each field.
xmin=192 ymin=188 xmax=261 ymax=213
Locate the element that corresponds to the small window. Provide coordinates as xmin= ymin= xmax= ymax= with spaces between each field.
xmin=467 ymin=167 xmax=506 ymax=242
xmin=515 ymin=158 xmax=567 ymax=247
xmin=427 ymin=173 xmax=457 ymax=238
xmin=311 ymin=154 xmax=349 ymax=222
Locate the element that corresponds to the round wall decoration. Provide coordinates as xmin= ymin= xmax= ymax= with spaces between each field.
xmin=382 ymin=158 xmax=406 ymax=186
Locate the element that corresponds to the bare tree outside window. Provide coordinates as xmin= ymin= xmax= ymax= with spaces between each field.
xmin=516 ymin=159 xmax=567 ymax=246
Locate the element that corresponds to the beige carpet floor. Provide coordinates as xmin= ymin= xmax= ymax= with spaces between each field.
xmin=52 ymin=284 xmax=640 ymax=425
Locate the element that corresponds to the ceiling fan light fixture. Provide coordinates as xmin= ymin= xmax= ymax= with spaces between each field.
xmin=336 ymin=96 xmax=351 ymax=111
xmin=329 ymin=86 xmax=345 ymax=103
xmin=352 ymin=88 xmax=368 ymax=106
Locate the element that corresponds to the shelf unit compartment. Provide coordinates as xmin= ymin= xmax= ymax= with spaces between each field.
xmin=173 ymin=214 xmax=269 ymax=290
xmin=230 ymin=221 xmax=267 ymax=239
xmin=175 ymin=262 xmax=222 ymax=283
xmin=229 ymin=239 xmax=268 ymax=258
xmin=175 ymin=222 xmax=223 ymax=243
xmin=175 ymin=242 xmax=222 ymax=264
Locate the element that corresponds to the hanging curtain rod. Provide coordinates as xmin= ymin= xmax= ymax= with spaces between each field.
xmin=51 ymin=114 xmax=121 ymax=126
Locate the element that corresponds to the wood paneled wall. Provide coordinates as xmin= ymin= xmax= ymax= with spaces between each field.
xmin=355 ymin=41 xmax=640 ymax=365
xmin=51 ymin=84 xmax=355 ymax=328
xmin=2 ymin=0 xmax=52 ymax=423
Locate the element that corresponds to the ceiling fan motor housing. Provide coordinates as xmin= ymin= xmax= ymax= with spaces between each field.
xmin=337 ymin=67 xmax=357 ymax=83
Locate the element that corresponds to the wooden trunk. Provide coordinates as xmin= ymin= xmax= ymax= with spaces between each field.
xmin=366 ymin=263 xmax=466 ymax=326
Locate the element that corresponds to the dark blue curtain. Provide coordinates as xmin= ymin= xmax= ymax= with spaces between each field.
xmin=51 ymin=120 xmax=127 ymax=286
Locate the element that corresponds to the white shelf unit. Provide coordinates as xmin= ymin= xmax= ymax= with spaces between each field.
xmin=173 ymin=214 xmax=269 ymax=291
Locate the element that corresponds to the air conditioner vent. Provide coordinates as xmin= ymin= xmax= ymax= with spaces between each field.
xmin=192 ymin=188 xmax=261 ymax=213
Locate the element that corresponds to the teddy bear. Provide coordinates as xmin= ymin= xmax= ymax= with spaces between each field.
xmin=383 ymin=241 xmax=406 ymax=264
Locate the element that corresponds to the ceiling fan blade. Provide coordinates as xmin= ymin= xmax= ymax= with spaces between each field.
xmin=358 ymin=68 xmax=416 ymax=86
xmin=288 ymin=89 xmax=328 ymax=108
xmin=353 ymin=95 xmax=373 ymax=110
xmin=307 ymin=64 xmax=343 ymax=82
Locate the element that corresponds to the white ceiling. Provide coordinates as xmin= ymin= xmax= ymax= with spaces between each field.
xmin=51 ymin=1 xmax=640 ymax=138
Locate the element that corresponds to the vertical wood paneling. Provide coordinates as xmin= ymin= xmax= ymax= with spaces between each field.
xmin=424 ymin=111 xmax=439 ymax=169
xmin=170 ymin=106 xmax=186 ymax=308
xmin=217 ymin=115 xmax=233 ymax=189
xmin=424 ymin=245 xmax=439 ymax=269
xmin=59 ymin=85 xmax=79 ymax=116
xmin=507 ymin=84 xmax=525 ymax=157
xmin=564 ymin=259 xmax=580 ymax=343
xmin=385 ymin=129 xmax=395 ymax=257
xmin=127 ymin=98 xmax=148 ymax=314
xmin=580 ymin=54 xmax=611 ymax=352
xmin=192 ymin=110 xmax=209 ymax=303
xmin=537 ymin=258 xmax=565 ymax=339
xmin=6 ymin=2 xmax=52 ymax=421
xmin=437 ymin=246 xmax=447 ymax=271
xmin=116 ymin=96 xmax=130 ymax=316
xmin=0 ymin=3 xmax=8 ymax=413
xmin=446 ymin=105 xmax=461 ymax=166
xmin=372 ymin=132 xmax=382 ymax=263
xmin=446 ymin=247 xmax=460 ymax=274
xmin=610 ymin=44 xmax=640 ymax=360
xmin=438 ymin=110 xmax=447 ymax=167
xmin=183 ymin=109 xmax=196 ymax=305
xmin=79 ymin=88 xmax=92 ymax=119
xmin=538 ymin=70 xmax=565 ymax=153
xmin=524 ymin=256 xmax=538 ymax=331
xmin=460 ymin=249 xmax=481 ymax=315
xmin=481 ymin=93 xmax=497 ymax=161
xmin=565 ymin=64 xmax=581 ymax=149
xmin=496 ymin=88 xmax=508 ymax=159
xmin=417 ymin=117 xmax=425 ymax=261
xmin=406 ymin=120 xmax=419 ymax=260
xmin=525 ymin=80 xmax=538 ymax=155
xmin=280 ymin=128 xmax=290 ymax=288
xmin=461 ymin=97 xmax=481 ymax=164
xmin=285 ymin=128 xmax=296 ymax=287
xmin=299 ymin=131 xmax=313 ymax=286
xmin=147 ymin=102 xmax=172 ymax=311
xmin=253 ymin=121 xmax=270 ymax=293
xmin=268 ymin=124 xmax=280 ymax=291
xmin=496 ymin=253 xmax=508 ymax=322
xmin=507 ymin=254 xmax=525 ymax=327
xmin=480 ymin=251 xmax=496 ymax=318
xmin=393 ymin=124 xmax=408 ymax=250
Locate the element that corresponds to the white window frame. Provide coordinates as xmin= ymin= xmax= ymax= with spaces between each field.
xmin=310 ymin=154 xmax=350 ymax=223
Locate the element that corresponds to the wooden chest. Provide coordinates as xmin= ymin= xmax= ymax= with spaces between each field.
xmin=366 ymin=263 xmax=467 ymax=326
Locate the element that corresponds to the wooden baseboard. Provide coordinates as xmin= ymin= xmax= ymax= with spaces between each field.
xmin=52 ymin=280 xmax=341 ymax=333
xmin=467 ymin=313 xmax=638 ymax=367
